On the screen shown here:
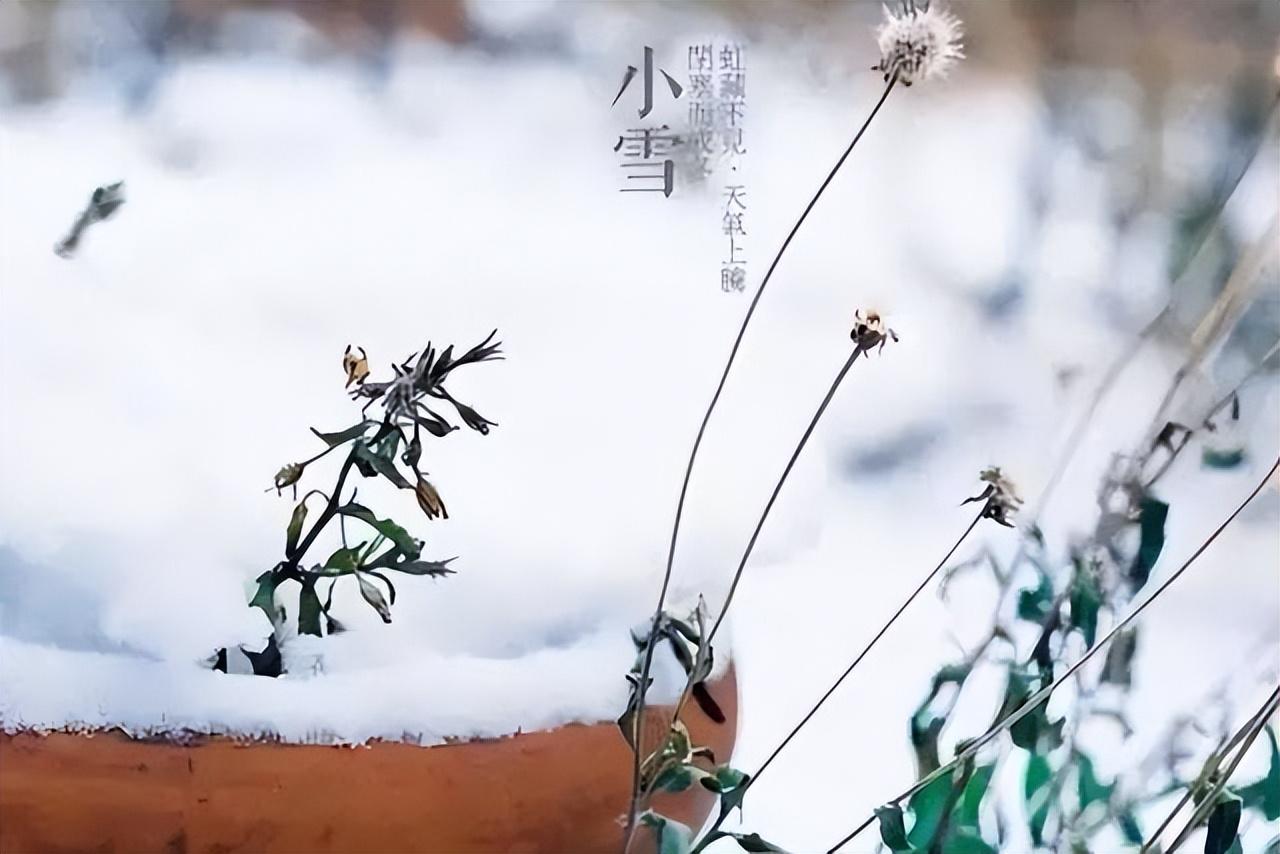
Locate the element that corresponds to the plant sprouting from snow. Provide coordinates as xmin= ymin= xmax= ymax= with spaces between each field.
xmin=873 ymin=2 xmax=965 ymax=86
xmin=217 ymin=331 xmax=503 ymax=676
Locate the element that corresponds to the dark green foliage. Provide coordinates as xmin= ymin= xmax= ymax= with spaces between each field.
xmin=1068 ymin=563 xmax=1102 ymax=648
xmin=640 ymin=812 xmax=693 ymax=854
xmin=1024 ymin=754 xmax=1052 ymax=847
xmin=875 ymin=805 xmax=910 ymax=851
xmin=297 ymin=580 xmax=323 ymax=636
xmin=1204 ymin=793 xmax=1242 ymax=854
xmin=1129 ymin=496 xmax=1168 ymax=588
xmin=1074 ymin=753 xmax=1112 ymax=812
xmin=1017 ymin=572 xmax=1055 ymax=622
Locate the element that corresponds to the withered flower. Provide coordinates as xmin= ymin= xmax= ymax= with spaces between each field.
xmin=963 ymin=466 xmax=1022 ymax=527
xmin=851 ymin=308 xmax=899 ymax=354
xmin=415 ymin=476 xmax=448 ymax=520
xmin=272 ymin=463 xmax=304 ymax=495
xmin=873 ymin=3 xmax=965 ymax=87
xmin=343 ymin=345 xmax=370 ymax=388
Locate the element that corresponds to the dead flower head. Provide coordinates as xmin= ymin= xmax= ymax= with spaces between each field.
xmin=414 ymin=476 xmax=448 ymax=520
xmin=963 ymin=466 xmax=1022 ymax=527
xmin=873 ymin=3 xmax=965 ymax=86
xmin=272 ymin=462 xmax=304 ymax=495
xmin=343 ymin=345 xmax=370 ymax=388
xmin=851 ymin=308 xmax=899 ymax=354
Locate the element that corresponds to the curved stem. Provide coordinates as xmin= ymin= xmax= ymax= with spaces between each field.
xmin=828 ymin=455 xmax=1280 ymax=853
xmin=671 ymin=345 xmax=867 ymax=730
xmin=622 ymin=76 xmax=898 ymax=847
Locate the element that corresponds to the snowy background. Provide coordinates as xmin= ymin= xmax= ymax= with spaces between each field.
xmin=1 ymin=1 xmax=1278 ymax=851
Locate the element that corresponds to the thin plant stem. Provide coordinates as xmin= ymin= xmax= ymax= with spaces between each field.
xmin=692 ymin=509 xmax=985 ymax=851
xmin=621 ymin=76 xmax=898 ymax=847
xmin=1141 ymin=685 xmax=1280 ymax=852
xmin=671 ymin=344 xmax=869 ymax=731
xmin=828 ymin=454 xmax=1280 ymax=853
xmin=1162 ymin=686 xmax=1280 ymax=854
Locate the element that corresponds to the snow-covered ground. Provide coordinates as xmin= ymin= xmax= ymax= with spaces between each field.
xmin=1 ymin=9 xmax=1277 ymax=851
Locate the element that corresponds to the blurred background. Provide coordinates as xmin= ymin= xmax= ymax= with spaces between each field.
xmin=1 ymin=1 xmax=1278 ymax=851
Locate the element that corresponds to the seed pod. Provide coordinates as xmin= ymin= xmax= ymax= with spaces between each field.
xmin=343 ymin=345 xmax=370 ymax=388
xmin=415 ymin=476 xmax=448 ymax=520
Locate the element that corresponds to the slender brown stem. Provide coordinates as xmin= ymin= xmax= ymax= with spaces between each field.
xmin=670 ymin=345 xmax=867 ymax=731
xmin=621 ymin=77 xmax=899 ymax=849
xmin=828 ymin=455 xmax=1280 ymax=853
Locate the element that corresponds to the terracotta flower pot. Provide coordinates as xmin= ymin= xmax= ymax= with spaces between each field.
xmin=0 ymin=664 xmax=736 ymax=854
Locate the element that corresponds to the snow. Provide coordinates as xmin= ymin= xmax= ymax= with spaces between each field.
xmin=0 ymin=13 xmax=1276 ymax=851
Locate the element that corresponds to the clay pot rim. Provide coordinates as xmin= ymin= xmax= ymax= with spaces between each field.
xmin=0 ymin=716 xmax=623 ymax=751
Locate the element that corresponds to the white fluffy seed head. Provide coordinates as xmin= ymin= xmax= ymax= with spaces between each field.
xmin=874 ymin=4 xmax=965 ymax=86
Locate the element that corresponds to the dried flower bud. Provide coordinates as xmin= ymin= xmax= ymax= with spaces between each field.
xmin=873 ymin=4 xmax=964 ymax=86
xmin=415 ymin=476 xmax=448 ymax=520
xmin=343 ymin=345 xmax=370 ymax=388
xmin=850 ymin=308 xmax=899 ymax=354
xmin=273 ymin=463 xmax=304 ymax=494
xmin=962 ymin=466 xmax=1023 ymax=527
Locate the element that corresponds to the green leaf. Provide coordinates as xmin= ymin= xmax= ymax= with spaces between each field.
xmin=1202 ymin=447 xmax=1245 ymax=470
xmin=1069 ymin=567 xmax=1102 ymax=648
xmin=1204 ymin=794 xmax=1242 ymax=854
xmin=340 ymin=503 xmax=421 ymax=559
xmin=699 ymin=765 xmax=748 ymax=794
xmin=1117 ymin=811 xmax=1143 ymax=845
xmin=729 ymin=832 xmax=787 ymax=853
xmin=1237 ymin=726 xmax=1280 ymax=820
xmin=875 ymin=804 xmax=911 ymax=852
xmin=286 ymin=501 xmax=308 ymax=554
xmin=310 ymin=421 xmax=375 ymax=447
xmin=1075 ymin=753 xmax=1113 ymax=811
xmin=389 ymin=557 xmax=456 ymax=576
xmin=1017 ymin=573 xmax=1054 ymax=622
xmin=957 ymin=763 xmax=995 ymax=828
xmin=709 ymin=769 xmax=751 ymax=822
xmin=653 ymin=764 xmax=698 ymax=793
xmin=356 ymin=572 xmax=392 ymax=623
xmin=907 ymin=770 xmax=955 ymax=849
xmin=1129 ymin=496 xmax=1168 ymax=588
xmin=249 ymin=570 xmax=277 ymax=622
xmin=943 ymin=830 xmax=996 ymax=854
xmin=298 ymin=581 xmax=323 ymax=636
xmin=1024 ymin=754 xmax=1052 ymax=847
xmin=639 ymin=812 xmax=692 ymax=854
xmin=911 ymin=710 xmax=945 ymax=776
xmin=322 ymin=545 xmax=362 ymax=574
xmin=411 ymin=411 xmax=455 ymax=438
xmin=354 ymin=442 xmax=413 ymax=489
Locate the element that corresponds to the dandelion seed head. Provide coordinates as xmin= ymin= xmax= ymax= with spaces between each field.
xmin=874 ymin=4 xmax=965 ymax=86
